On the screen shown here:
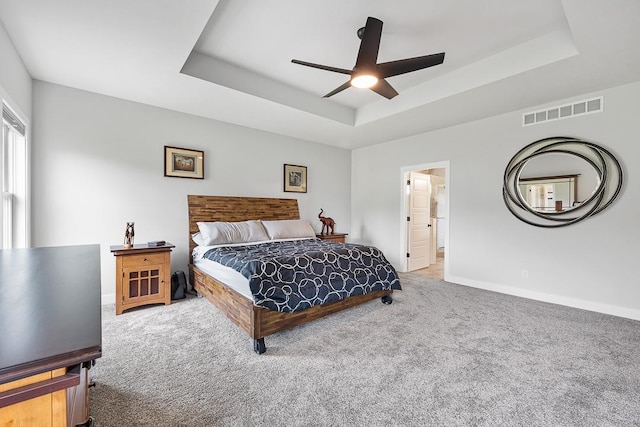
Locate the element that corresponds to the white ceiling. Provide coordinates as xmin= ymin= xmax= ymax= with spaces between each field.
xmin=1 ymin=0 xmax=639 ymax=149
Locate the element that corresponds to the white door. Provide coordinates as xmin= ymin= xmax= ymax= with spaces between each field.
xmin=407 ymin=172 xmax=432 ymax=271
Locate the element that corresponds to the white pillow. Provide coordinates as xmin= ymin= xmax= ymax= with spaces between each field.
xmin=196 ymin=220 xmax=269 ymax=246
xmin=261 ymin=219 xmax=316 ymax=240
xmin=191 ymin=232 xmax=206 ymax=247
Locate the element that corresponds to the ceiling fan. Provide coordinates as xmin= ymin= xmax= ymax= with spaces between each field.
xmin=291 ymin=17 xmax=445 ymax=100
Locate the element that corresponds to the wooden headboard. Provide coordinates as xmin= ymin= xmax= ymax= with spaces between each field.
xmin=187 ymin=195 xmax=300 ymax=262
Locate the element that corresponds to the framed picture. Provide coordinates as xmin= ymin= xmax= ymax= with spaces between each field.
xmin=164 ymin=146 xmax=204 ymax=179
xmin=284 ymin=164 xmax=307 ymax=193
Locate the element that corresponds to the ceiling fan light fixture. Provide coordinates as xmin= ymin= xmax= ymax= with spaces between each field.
xmin=351 ymin=74 xmax=378 ymax=89
xmin=291 ymin=17 xmax=445 ymax=99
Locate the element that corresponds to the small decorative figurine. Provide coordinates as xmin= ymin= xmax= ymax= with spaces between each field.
xmin=318 ymin=209 xmax=335 ymax=235
xmin=124 ymin=222 xmax=135 ymax=248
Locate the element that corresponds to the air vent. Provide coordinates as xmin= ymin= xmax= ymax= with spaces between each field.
xmin=522 ymin=96 xmax=603 ymax=127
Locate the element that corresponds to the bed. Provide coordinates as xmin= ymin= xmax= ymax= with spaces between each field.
xmin=188 ymin=195 xmax=400 ymax=354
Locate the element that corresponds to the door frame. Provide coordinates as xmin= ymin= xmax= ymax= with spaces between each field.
xmin=400 ymin=161 xmax=450 ymax=277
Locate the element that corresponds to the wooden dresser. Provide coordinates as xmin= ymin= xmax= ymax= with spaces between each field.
xmin=0 ymin=244 xmax=102 ymax=426
xmin=316 ymin=233 xmax=348 ymax=243
xmin=110 ymin=243 xmax=174 ymax=315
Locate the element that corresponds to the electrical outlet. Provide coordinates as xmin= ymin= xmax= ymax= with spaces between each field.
xmin=521 ymin=270 xmax=529 ymax=279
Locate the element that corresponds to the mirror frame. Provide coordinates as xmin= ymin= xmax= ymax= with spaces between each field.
xmin=503 ymin=137 xmax=623 ymax=227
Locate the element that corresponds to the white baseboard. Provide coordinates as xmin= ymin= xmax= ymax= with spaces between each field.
xmin=101 ymin=293 xmax=115 ymax=305
xmin=445 ymin=274 xmax=640 ymax=321
xmin=101 ymin=275 xmax=640 ymax=320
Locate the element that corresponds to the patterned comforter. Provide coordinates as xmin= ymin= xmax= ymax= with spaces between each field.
xmin=202 ymin=239 xmax=401 ymax=313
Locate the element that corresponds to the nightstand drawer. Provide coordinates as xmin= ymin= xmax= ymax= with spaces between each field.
xmin=122 ymin=252 xmax=166 ymax=268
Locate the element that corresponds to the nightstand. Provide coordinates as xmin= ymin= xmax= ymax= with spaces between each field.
xmin=110 ymin=243 xmax=175 ymax=315
xmin=316 ymin=233 xmax=348 ymax=243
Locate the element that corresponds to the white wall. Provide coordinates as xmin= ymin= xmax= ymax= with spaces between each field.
xmin=0 ymin=19 xmax=31 ymax=119
xmin=31 ymin=81 xmax=351 ymax=302
xmin=0 ymin=18 xmax=32 ymax=250
xmin=352 ymin=81 xmax=640 ymax=320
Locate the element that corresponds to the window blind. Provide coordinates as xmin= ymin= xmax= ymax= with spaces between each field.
xmin=2 ymin=104 xmax=26 ymax=136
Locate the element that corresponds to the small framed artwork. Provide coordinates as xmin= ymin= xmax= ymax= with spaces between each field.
xmin=284 ymin=164 xmax=307 ymax=193
xmin=164 ymin=146 xmax=204 ymax=179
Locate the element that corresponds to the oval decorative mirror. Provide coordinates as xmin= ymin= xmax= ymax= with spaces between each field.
xmin=503 ymin=137 xmax=623 ymax=227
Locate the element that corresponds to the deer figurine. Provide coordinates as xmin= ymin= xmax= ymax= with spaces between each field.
xmin=318 ymin=209 xmax=335 ymax=235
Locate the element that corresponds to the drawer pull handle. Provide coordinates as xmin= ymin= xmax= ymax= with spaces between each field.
xmin=0 ymin=373 xmax=80 ymax=409
xmin=143 ymin=258 xmax=147 ymax=261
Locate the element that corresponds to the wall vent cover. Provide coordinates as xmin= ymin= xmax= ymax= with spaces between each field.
xmin=523 ymin=96 xmax=603 ymax=126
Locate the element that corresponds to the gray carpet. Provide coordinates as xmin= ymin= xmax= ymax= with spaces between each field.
xmin=90 ymin=273 xmax=640 ymax=426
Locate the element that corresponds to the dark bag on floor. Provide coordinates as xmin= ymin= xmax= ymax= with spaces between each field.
xmin=171 ymin=270 xmax=187 ymax=300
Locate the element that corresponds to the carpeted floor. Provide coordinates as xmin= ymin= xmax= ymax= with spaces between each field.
xmin=89 ymin=273 xmax=640 ymax=426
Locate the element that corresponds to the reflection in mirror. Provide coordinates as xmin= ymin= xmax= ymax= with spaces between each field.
xmin=518 ymin=175 xmax=577 ymax=212
xmin=516 ymin=152 xmax=601 ymax=213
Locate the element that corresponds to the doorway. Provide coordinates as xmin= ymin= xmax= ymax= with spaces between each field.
xmin=401 ymin=161 xmax=449 ymax=278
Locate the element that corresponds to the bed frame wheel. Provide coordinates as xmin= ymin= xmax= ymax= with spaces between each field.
xmin=381 ymin=295 xmax=393 ymax=305
xmin=253 ymin=338 xmax=266 ymax=354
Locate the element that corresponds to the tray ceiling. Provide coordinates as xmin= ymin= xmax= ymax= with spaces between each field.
xmin=1 ymin=0 xmax=639 ymax=148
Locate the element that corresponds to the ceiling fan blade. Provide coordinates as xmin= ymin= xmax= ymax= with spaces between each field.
xmin=377 ymin=52 xmax=445 ymax=78
xmin=323 ymin=81 xmax=352 ymax=98
xmin=354 ymin=17 xmax=383 ymax=71
xmin=291 ymin=59 xmax=352 ymax=75
xmin=370 ymin=78 xmax=399 ymax=99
